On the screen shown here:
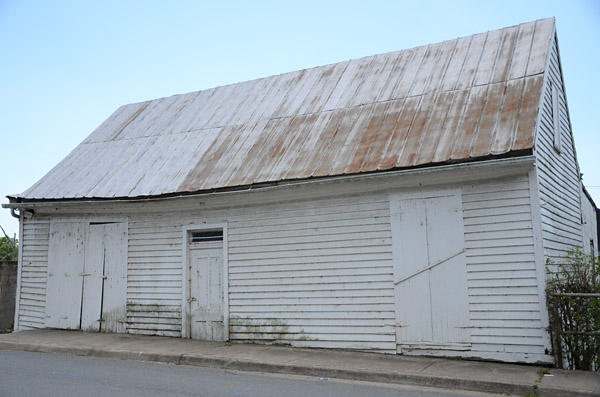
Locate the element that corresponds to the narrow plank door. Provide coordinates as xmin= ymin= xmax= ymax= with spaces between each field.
xmin=100 ymin=222 xmax=127 ymax=333
xmin=45 ymin=222 xmax=86 ymax=329
xmin=80 ymin=224 xmax=105 ymax=331
xmin=188 ymin=241 xmax=224 ymax=341
xmin=391 ymin=192 xmax=471 ymax=352
xmin=80 ymin=222 xmax=127 ymax=332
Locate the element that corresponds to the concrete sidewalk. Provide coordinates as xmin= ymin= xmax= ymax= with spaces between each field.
xmin=0 ymin=330 xmax=598 ymax=396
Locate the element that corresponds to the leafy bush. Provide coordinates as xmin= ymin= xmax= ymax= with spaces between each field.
xmin=546 ymin=248 xmax=599 ymax=371
xmin=0 ymin=236 xmax=18 ymax=261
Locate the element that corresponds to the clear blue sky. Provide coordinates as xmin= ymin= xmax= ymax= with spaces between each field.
xmin=1 ymin=0 xmax=599 ymax=238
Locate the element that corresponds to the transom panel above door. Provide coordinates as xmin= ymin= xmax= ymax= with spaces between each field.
xmin=390 ymin=191 xmax=471 ymax=353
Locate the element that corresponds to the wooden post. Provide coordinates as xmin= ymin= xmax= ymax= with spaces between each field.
xmin=553 ymin=303 xmax=563 ymax=369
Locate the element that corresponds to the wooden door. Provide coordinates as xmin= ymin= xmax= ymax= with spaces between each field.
xmin=391 ymin=192 xmax=471 ymax=351
xmin=81 ymin=223 xmax=127 ymax=332
xmin=46 ymin=222 xmax=86 ymax=329
xmin=80 ymin=224 xmax=105 ymax=331
xmin=188 ymin=240 xmax=224 ymax=341
xmin=46 ymin=221 xmax=126 ymax=332
xmin=100 ymin=223 xmax=127 ymax=333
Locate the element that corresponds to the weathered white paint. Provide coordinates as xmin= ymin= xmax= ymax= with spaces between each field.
xmin=87 ymin=171 xmax=547 ymax=360
xmin=127 ymin=220 xmax=183 ymax=337
xmin=462 ymin=175 xmax=550 ymax=363
xmin=46 ymin=221 xmax=86 ymax=329
xmin=14 ymin=165 xmax=555 ymax=362
xmin=528 ymin=168 xmax=553 ymax=358
xmin=227 ymin=195 xmax=395 ymax=352
xmin=43 ymin=220 xmax=127 ymax=332
xmin=81 ymin=224 xmax=105 ymax=331
xmin=534 ymin=31 xmax=584 ymax=263
xmin=123 ymin=193 xmax=396 ymax=350
xmin=98 ymin=222 xmax=128 ymax=333
xmin=16 ymin=219 xmax=50 ymax=329
xmin=551 ymin=84 xmax=561 ymax=152
xmin=188 ymin=241 xmax=224 ymax=340
xmin=391 ymin=190 xmax=470 ymax=352
xmin=181 ymin=224 xmax=229 ymax=340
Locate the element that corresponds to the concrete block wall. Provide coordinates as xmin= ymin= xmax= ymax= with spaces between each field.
xmin=0 ymin=261 xmax=18 ymax=331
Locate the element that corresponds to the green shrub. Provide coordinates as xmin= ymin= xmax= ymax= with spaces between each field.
xmin=0 ymin=236 xmax=18 ymax=261
xmin=546 ymin=248 xmax=599 ymax=371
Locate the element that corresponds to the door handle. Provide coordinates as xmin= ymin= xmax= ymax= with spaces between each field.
xmin=187 ymin=297 xmax=197 ymax=303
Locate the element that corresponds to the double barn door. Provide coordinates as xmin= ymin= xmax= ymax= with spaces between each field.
xmin=46 ymin=221 xmax=126 ymax=332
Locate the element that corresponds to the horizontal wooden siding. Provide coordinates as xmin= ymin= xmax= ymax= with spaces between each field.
xmin=535 ymin=35 xmax=583 ymax=262
xmin=18 ymin=219 xmax=50 ymax=329
xmin=127 ymin=219 xmax=183 ymax=337
xmin=125 ymin=194 xmax=396 ymax=351
xmin=227 ymin=196 xmax=395 ymax=352
xmin=462 ymin=175 xmax=548 ymax=362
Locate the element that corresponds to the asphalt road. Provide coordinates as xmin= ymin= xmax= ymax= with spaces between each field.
xmin=0 ymin=350 xmax=496 ymax=396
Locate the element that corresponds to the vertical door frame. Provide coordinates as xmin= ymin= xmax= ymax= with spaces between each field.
xmin=181 ymin=223 xmax=229 ymax=340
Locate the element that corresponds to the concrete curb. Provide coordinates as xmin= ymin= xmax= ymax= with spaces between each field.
xmin=0 ymin=340 xmax=597 ymax=397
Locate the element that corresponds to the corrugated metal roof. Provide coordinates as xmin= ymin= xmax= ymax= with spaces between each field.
xmin=16 ymin=18 xmax=555 ymax=200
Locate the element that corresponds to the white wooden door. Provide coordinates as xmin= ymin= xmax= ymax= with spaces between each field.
xmin=46 ymin=221 xmax=126 ymax=332
xmin=188 ymin=241 xmax=224 ymax=341
xmin=46 ymin=222 xmax=86 ymax=329
xmin=81 ymin=223 xmax=127 ymax=332
xmin=80 ymin=224 xmax=104 ymax=331
xmin=100 ymin=223 xmax=127 ymax=333
xmin=391 ymin=192 xmax=471 ymax=351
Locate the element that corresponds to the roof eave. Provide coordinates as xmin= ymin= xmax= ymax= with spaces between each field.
xmin=3 ymin=153 xmax=535 ymax=209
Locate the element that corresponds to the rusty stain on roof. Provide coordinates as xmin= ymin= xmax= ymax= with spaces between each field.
xmin=17 ymin=18 xmax=555 ymax=200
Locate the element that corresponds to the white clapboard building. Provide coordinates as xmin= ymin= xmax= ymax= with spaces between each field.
xmin=5 ymin=18 xmax=597 ymax=364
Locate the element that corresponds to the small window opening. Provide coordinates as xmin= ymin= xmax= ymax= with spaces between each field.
xmin=191 ymin=230 xmax=223 ymax=242
xmin=551 ymin=83 xmax=562 ymax=153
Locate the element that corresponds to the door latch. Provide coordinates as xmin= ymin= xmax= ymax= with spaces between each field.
xmin=187 ymin=297 xmax=197 ymax=303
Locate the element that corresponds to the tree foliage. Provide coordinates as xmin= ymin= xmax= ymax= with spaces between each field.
xmin=546 ymin=248 xmax=600 ymax=371
xmin=0 ymin=237 xmax=18 ymax=261
xmin=0 ymin=225 xmax=18 ymax=261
